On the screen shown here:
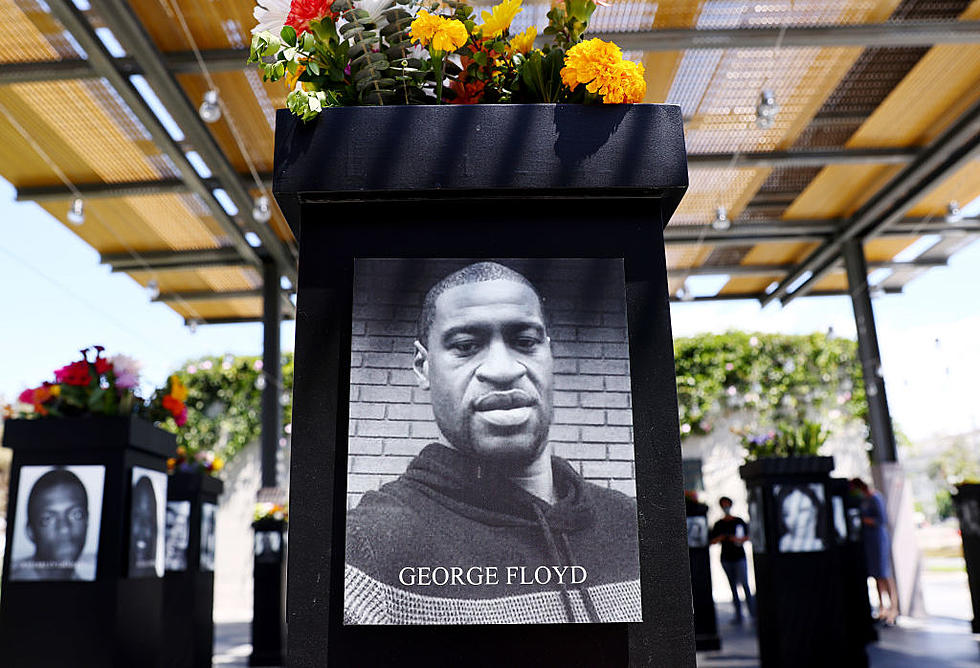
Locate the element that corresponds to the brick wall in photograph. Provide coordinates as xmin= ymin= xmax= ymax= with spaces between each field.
xmin=346 ymin=259 xmax=636 ymax=510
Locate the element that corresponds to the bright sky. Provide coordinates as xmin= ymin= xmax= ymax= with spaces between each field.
xmin=1 ymin=176 xmax=978 ymax=441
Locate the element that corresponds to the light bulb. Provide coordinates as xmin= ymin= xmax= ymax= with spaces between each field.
xmin=711 ymin=205 xmax=730 ymax=231
xmin=199 ymin=89 xmax=221 ymax=123
xmin=945 ymin=201 xmax=963 ymax=224
xmin=755 ymin=89 xmax=779 ymax=129
xmin=253 ymin=195 xmax=272 ymax=223
xmin=67 ymin=197 xmax=85 ymax=225
xmin=147 ymin=279 xmax=160 ymax=300
xmin=188 ymin=319 xmax=199 ymax=333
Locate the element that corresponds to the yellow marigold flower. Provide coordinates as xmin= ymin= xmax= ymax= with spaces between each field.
xmin=170 ymin=374 xmax=189 ymax=402
xmin=50 ymin=384 xmax=61 ymax=397
xmin=560 ymin=38 xmax=622 ymax=91
xmin=479 ymin=0 xmax=523 ymax=38
xmin=599 ymin=59 xmax=646 ymax=104
xmin=506 ymin=25 xmax=536 ymax=57
xmin=212 ymin=456 xmax=225 ymax=472
xmin=411 ymin=10 xmax=468 ymax=52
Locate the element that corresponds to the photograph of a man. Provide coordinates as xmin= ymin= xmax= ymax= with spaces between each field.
xmin=344 ymin=259 xmax=642 ymax=625
xmin=200 ymin=502 xmax=217 ymax=572
xmin=165 ymin=500 xmax=191 ymax=571
xmin=8 ymin=465 xmax=105 ymax=582
xmin=128 ymin=467 xmax=167 ymax=578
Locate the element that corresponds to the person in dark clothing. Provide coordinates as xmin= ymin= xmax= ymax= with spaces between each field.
xmin=709 ymin=496 xmax=755 ymax=623
xmin=344 ymin=262 xmax=642 ymax=624
xmin=851 ymin=477 xmax=898 ymax=624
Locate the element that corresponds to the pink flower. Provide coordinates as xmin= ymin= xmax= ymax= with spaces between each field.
xmin=109 ymin=354 xmax=141 ymax=389
xmin=175 ymin=406 xmax=188 ymax=427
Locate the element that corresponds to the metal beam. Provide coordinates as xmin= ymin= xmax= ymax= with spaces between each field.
xmin=668 ymin=287 xmax=902 ymax=303
xmin=593 ymin=20 xmax=980 ymax=52
xmin=687 ymin=147 xmax=916 ymax=169
xmin=101 ymin=248 xmax=248 ymax=272
xmin=843 ymin=239 xmax=898 ymax=463
xmin=16 ymin=174 xmax=274 ymax=202
xmin=670 ymin=259 xmax=945 ymax=277
xmin=155 ymin=288 xmax=263 ymax=302
xmin=83 ymin=0 xmax=297 ymax=282
xmin=0 ymin=49 xmax=251 ymax=85
xmin=45 ymin=0 xmax=263 ymax=273
xmin=766 ymin=93 xmax=980 ymax=306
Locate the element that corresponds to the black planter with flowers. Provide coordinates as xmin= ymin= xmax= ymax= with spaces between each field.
xmin=163 ymin=470 xmax=225 ymax=668
xmin=739 ymin=456 xmax=853 ymax=668
xmin=953 ymin=483 xmax=980 ymax=633
xmin=0 ymin=415 xmax=176 ymax=668
xmin=274 ymin=101 xmax=692 ymax=667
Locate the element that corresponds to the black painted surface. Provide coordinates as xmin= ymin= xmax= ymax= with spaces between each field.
xmin=251 ymin=518 xmax=287 ymax=666
xmin=278 ymin=103 xmax=692 ymax=667
xmin=0 ymin=417 xmax=175 ymax=668
xmin=741 ymin=458 xmax=853 ymax=668
xmin=954 ymin=483 xmax=980 ymax=634
xmin=686 ymin=501 xmax=720 ymax=651
xmin=164 ymin=471 xmax=224 ymax=668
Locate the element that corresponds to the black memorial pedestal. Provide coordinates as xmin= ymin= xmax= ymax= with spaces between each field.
xmin=953 ymin=483 xmax=980 ymax=633
xmin=828 ymin=478 xmax=874 ymax=667
xmin=250 ymin=517 xmax=287 ymax=666
xmin=685 ymin=496 xmax=720 ymax=651
xmin=0 ymin=416 xmax=175 ymax=668
xmin=740 ymin=456 xmax=850 ymax=668
xmin=274 ymin=103 xmax=694 ymax=667
xmin=164 ymin=471 xmax=224 ymax=668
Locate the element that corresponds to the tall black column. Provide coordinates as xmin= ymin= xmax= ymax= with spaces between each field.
xmin=842 ymin=239 xmax=896 ymax=464
xmin=261 ymin=260 xmax=282 ymax=488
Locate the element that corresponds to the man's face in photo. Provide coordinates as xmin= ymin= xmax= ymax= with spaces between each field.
xmin=132 ymin=483 xmax=157 ymax=562
xmin=416 ymin=278 xmax=554 ymax=469
xmin=28 ymin=482 xmax=88 ymax=563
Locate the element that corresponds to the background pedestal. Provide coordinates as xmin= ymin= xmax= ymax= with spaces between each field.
xmin=164 ymin=471 xmax=224 ymax=668
xmin=954 ymin=483 xmax=980 ymax=633
xmin=250 ymin=517 xmax=287 ymax=666
xmin=0 ymin=417 xmax=175 ymax=668
xmin=686 ymin=499 xmax=720 ymax=651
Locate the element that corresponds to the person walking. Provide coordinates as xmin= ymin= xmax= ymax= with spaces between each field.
xmin=851 ymin=478 xmax=898 ymax=624
xmin=710 ymin=496 xmax=756 ymax=624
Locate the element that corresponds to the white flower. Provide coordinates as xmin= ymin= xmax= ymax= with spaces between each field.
xmin=308 ymin=91 xmax=326 ymax=112
xmin=109 ymin=354 xmax=141 ymax=389
xmin=253 ymin=0 xmax=291 ymax=35
xmin=353 ymin=0 xmax=395 ymax=25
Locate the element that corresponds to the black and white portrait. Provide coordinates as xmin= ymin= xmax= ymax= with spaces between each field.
xmin=255 ymin=531 xmax=282 ymax=564
xmin=832 ymin=495 xmax=847 ymax=542
xmin=129 ymin=467 xmax=166 ymax=578
xmin=344 ymin=259 xmax=642 ymax=625
xmin=165 ymin=501 xmax=191 ymax=572
xmin=748 ymin=487 xmax=766 ymax=553
xmin=958 ymin=498 xmax=980 ymax=538
xmin=687 ymin=516 xmax=708 ymax=548
xmin=8 ymin=465 xmax=105 ymax=582
xmin=774 ymin=483 xmax=826 ymax=553
xmin=200 ymin=502 xmax=216 ymax=572
xmin=846 ymin=506 xmax=863 ymax=543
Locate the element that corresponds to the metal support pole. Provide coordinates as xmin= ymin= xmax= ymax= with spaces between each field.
xmin=261 ymin=260 xmax=282 ymax=489
xmin=842 ymin=239 xmax=897 ymax=464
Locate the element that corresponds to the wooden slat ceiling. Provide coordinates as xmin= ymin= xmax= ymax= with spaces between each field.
xmin=0 ymin=0 xmax=978 ymax=320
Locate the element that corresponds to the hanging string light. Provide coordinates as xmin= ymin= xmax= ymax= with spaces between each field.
xmin=711 ymin=205 xmax=730 ymax=231
xmin=252 ymin=195 xmax=272 ymax=223
xmin=198 ymin=89 xmax=222 ymax=123
xmin=945 ymin=201 xmax=963 ymax=223
xmin=67 ymin=197 xmax=85 ymax=225
xmin=147 ymin=279 xmax=160 ymax=300
xmin=755 ymin=89 xmax=779 ymax=129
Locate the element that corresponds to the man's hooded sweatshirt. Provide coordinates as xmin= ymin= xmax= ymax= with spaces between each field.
xmin=345 ymin=443 xmax=642 ymax=625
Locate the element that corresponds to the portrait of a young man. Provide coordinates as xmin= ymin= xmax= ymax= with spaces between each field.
xmin=343 ymin=259 xmax=642 ymax=625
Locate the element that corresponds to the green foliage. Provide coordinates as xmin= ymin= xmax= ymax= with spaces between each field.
xmin=513 ymin=0 xmax=597 ymax=103
xmin=157 ymin=354 xmax=294 ymax=464
xmin=673 ymin=331 xmax=866 ymax=440
xmin=741 ymin=420 xmax=830 ymax=460
xmin=935 ymin=488 xmax=955 ymax=520
xmin=926 ymin=437 xmax=980 ymax=489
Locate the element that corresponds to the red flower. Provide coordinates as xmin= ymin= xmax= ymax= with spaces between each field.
xmin=162 ymin=394 xmax=185 ymax=421
xmin=449 ymin=79 xmax=486 ymax=104
xmin=55 ymin=360 xmax=92 ymax=386
xmin=95 ymin=357 xmax=112 ymax=375
xmin=18 ymin=387 xmax=34 ymax=404
xmin=285 ymin=0 xmax=337 ymax=36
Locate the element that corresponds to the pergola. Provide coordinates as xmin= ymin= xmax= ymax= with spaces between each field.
xmin=2 ymin=0 xmax=977 ymax=630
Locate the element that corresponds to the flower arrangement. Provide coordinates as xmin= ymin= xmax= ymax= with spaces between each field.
xmin=15 ymin=346 xmax=140 ymax=418
xmin=738 ymin=420 xmax=829 ymax=460
xmin=254 ymin=502 xmax=289 ymax=522
xmin=248 ymin=0 xmax=645 ymax=118
xmin=167 ymin=445 xmax=225 ymax=476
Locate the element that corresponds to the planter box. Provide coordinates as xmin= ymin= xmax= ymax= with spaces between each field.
xmin=685 ymin=500 xmax=720 ymax=651
xmin=274 ymin=103 xmax=692 ymax=667
xmin=1 ymin=416 xmax=175 ymax=668
xmin=250 ymin=518 xmax=287 ymax=667
xmin=164 ymin=471 xmax=225 ymax=668
xmin=740 ymin=456 xmax=853 ymax=668
xmin=954 ymin=483 xmax=980 ymax=633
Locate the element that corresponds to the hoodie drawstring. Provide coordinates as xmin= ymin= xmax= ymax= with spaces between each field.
xmin=533 ymin=505 xmax=600 ymax=623
xmin=533 ymin=504 xmax=577 ymax=623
